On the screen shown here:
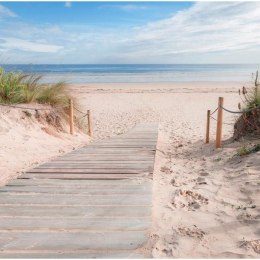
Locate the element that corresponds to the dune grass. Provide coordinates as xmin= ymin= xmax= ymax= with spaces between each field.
xmin=236 ymin=143 xmax=260 ymax=156
xmin=0 ymin=67 xmax=71 ymax=109
xmin=234 ymin=72 xmax=260 ymax=140
xmin=246 ymin=84 xmax=260 ymax=110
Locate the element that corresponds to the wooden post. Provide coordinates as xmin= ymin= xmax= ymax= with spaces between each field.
xmin=216 ymin=97 xmax=224 ymax=148
xmin=87 ymin=110 xmax=92 ymax=137
xmin=206 ymin=110 xmax=210 ymax=143
xmin=69 ymin=99 xmax=74 ymax=135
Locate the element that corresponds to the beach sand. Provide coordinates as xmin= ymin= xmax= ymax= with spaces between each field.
xmin=1 ymin=81 xmax=259 ymax=257
xmin=0 ymin=104 xmax=89 ymax=186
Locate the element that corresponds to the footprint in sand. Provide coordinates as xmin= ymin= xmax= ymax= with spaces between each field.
xmin=170 ymin=178 xmax=188 ymax=187
xmin=199 ymin=171 xmax=209 ymax=176
xmin=171 ymin=189 xmax=209 ymax=211
xmin=181 ymin=190 xmax=209 ymax=203
xmin=177 ymin=226 xmax=206 ymax=240
xmin=237 ymin=212 xmax=259 ymax=223
xmin=160 ymin=166 xmax=173 ymax=174
xmin=196 ymin=177 xmax=207 ymax=185
xmin=240 ymin=239 xmax=260 ymax=254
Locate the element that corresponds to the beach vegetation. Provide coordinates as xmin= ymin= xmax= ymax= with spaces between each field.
xmin=233 ymin=71 xmax=260 ymax=140
xmin=0 ymin=67 xmax=71 ymax=109
xmin=36 ymin=82 xmax=70 ymax=107
xmin=236 ymin=143 xmax=260 ymax=156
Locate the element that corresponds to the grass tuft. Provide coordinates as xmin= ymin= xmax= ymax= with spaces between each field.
xmin=236 ymin=143 xmax=260 ymax=156
xmin=0 ymin=67 xmax=71 ymax=110
xmin=36 ymin=82 xmax=70 ymax=108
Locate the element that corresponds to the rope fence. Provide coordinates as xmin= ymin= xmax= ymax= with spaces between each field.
xmin=220 ymin=104 xmax=260 ymax=114
xmin=68 ymin=99 xmax=92 ymax=137
xmin=0 ymin=99 xmax=92 ymax=137
xmin=210 ymin=115 xmax=233 ymax=126
xmin=205 ymin=97 xmax=260 ymax=148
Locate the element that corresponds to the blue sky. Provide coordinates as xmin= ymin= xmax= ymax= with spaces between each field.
xmin=0 ymin=1 xmax=260 ymax=64
xmin=2 ymin=2 xmax=192 ymax=27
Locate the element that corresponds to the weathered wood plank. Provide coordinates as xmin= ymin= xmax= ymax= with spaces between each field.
xmin=0 ymin=205 xmax=151 ymax=217
xmin=20 ymin=173 xmax=152 ymax=180
xmin=6 ymin=179 xmax=151 ymax=186
xmin=36 ymin=164 xmax=153 ymax=169
xmin=0 ymin=250 xmax=148 ymax=259
xmin=0 ymin=231 xmax=148 ymax=250
xmin=27 ymin=168 xmax=152 ymax=173
xmin=0 ymin=186 xmax=151 ymax=196
xmin=44 ymin=161 xmax=153 ymax=164
xmin=0 ymin=194 xmax=151 ymax=205
xmin=0 ymin=217 xmax=151 ymax=231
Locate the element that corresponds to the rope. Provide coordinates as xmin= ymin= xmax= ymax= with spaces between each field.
xmin=220 ymin=104 xmax=260 ymax=114
xmin=210 ymin=116 xmax=234 ymax=126
xmin=210 ymin=107 xmax=218 ymax=115
xmin=0 ymin=103 xmax=52 ymax=111
xmin=74 ymin=106 xmax=88 ymax=115
xmin=1 ymin=102 xmax=90 ymax=123
xmin=75 ymin=112 xmax=88 ymax=122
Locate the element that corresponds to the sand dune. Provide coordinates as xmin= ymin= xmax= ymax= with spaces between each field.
xmin=0 ymin=104 xmax=88 ymax=186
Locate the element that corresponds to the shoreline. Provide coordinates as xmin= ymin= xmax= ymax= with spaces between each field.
xmin=69 ymin=81 xmax=246 ymax=95
xmin=70 ymin=81 xmax=245 ymax=89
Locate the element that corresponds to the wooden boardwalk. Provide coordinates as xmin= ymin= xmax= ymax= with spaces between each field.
xmin=0 ymin=123 xmax=158 ymax=258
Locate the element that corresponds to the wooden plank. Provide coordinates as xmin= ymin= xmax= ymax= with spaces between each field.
xmin=0 ymin=216 xmax=151 ymax=231
xmin=0 ymin=194 xmax=151 ymax=205
xmin=71 ymin=147 xmax=156 ymax=150
xmin=44 ymin=161 xmax=153 ymax=164
xmin=6 ymin=179 xmax=151 ymax=187
xmin=0 ymin=250 xmax=147 ymax=259
xmin=20 ymin=173 xmax=152 ymax=180
xmin=0 ymin=186 xmax=151 ymax=196
xmin=56 ymin=156 xmax=154 ymax=160
xmin=0 ymin=205 xmax=151 ymax=217
xmin=2 ymin=183 xmax=151 ymax=189
xmin=36 ymin=164 xmax=153 ymax=169
xmin=27 ymin=168 xmax=152 ymax=174
xmin=0 ymin=231 xmax=148 ymax=250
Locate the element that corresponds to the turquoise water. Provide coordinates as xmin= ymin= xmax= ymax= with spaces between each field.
xmin=1 ymin=64 xmax=259 ymax=83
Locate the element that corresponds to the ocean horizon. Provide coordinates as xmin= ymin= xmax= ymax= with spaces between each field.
xmin=1 ymin=64 xmax=260 ymax=84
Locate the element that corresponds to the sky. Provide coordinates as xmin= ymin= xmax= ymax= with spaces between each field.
xmin=0 ymin=1 xmax=260 ymax=64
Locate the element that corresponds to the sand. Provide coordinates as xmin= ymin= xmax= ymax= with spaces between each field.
xmin=1 ymin=81 xmax=259 ymax=257
xmin=0 ymin=104 xmax=89 ymax=186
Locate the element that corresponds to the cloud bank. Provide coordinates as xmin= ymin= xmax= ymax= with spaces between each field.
xmin=1 ymin=2 xmax=260 ymax=63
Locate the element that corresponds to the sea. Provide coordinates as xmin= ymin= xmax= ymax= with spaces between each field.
xmin=1 ymin=64 xmax=259 ymax=84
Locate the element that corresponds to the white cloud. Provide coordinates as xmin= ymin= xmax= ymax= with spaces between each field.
xmin=127 ymin=2 xmax=260 ymax=58
xmin=65 ymin=2 xmax=72 ymax=8
xmin=0 ymin=38 xmax=63 ymax=53
xmin=1 ymin=2 xmax=260 ymax=63
xmin=0 ymin=4 xmax=16 ymax=18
